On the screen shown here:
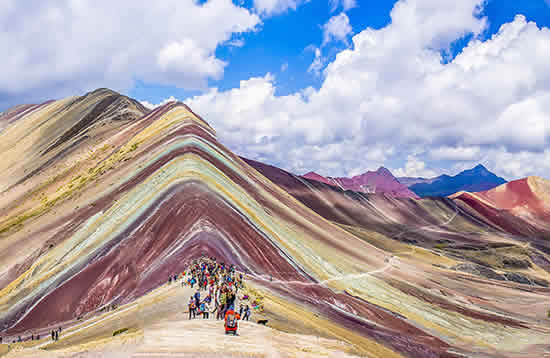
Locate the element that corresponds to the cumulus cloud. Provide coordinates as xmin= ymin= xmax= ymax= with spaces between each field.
xmin=323 ymin=13 xmax=353 ymax=45
xmin=307 ymin=47 xmax=324 ymax=75
xmin=0 ymin=0 xmax=260 ymax=109
xmin=140 ymin=96 xmax=177 ymax=110
xmin=329 ymin=0 xmax=357 ymax=13
xmin=486 ymin=149 xmax=550 ymax=179
xmin=156 ymin=39 xmax=227 ymax=82
xmin=430 ymin=146 xmax=481 ymax=161
xmin=179 ymin=0 xmax=549 ymax=180
xmin=253 ymin=0 xmax=308 ymax=16
xmin=394 ymin=156 xmax=438 ymax=178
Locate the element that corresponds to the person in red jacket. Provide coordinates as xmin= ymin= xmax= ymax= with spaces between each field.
xmin=224 ymin=308 xmax=241 ymax=335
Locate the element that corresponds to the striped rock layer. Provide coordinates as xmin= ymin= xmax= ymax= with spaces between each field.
xmin=0 ymin=89 xmax=549 ymax=357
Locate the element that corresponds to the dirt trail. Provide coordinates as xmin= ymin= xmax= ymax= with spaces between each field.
xmin=2 ymin=286 xmax=359 ymax=358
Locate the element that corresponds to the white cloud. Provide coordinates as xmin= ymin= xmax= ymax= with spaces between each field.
xmin=329 ymin=0 xmax=357 ymax=13
xmin=487 ymin=149 xmax=550 ymax=179
xmin=227 ymin=38 xmax=246 ymax=48
xmin=183 ymin=0 xmax=550 ymax=180
xmin=281 ymin=62 xmax=289 ymax=72
xmin=140 ymin=96 xmax=177 ymax=110
xmin=253 ymin=0 xmax=308 ymax=17
xmin=156 ymin=39 xmax=227 ymax=82
xmin=0 ymin=0 xmax=260 ymax=109
xmin=323 ymin=13 xmax=353 ymax=45
xmin=307 ymin=47 xmax=324 ymax=75
xmin=430 ymin=146 xmax=481 ymax=161
xmin=394 ymin=156 xmax=438 ymax=178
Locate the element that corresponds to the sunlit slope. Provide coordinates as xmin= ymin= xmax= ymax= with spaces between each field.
xmin=452 ymin=177 xmax=550 ymax=232
xmin=0 ymin=93 xmax=548 ymax=357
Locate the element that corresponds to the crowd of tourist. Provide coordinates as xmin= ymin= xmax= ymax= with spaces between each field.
xmin=168 ymin=256 xmax=253 ymax=334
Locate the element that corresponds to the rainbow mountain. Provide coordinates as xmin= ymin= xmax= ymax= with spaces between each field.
xmin=0 ymin=89 xmax=549 ymax=357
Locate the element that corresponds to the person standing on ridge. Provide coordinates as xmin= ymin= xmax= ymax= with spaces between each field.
xmin=188 ymin=296 xmax=196 ymax=319
xmin=202 ymin=301 xmax=210 ymax=319
xmin=194 ymin=289 xmax=201 ymax=309
xmin=243 ymin=305 xmax=251 ymax=321
xmin=224 ymin=307 xmax=241 ymax=335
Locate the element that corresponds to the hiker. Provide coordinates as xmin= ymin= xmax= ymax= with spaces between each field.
xmin=168 ymin=276 xmax=172 ymax=284
xmin=202 ymin=301 xmax=210 ymax=319
xmin=243 ymin=305 xmax=251 ymax=321
xmin=224 ymin=307 xmax=241 ymax=335
xmin=51 ymin=330 xmax=55 ymax=341
xmin=194 ymin=289 xmax=201 ymax=308
xmin=55 ymin=330 xmax=59 ymax=341
xmin=188 ymin=296 xmax=196 ymax=319
xmin=218 ymin=289 xmax=227 ymax=320
xmin=227 ymin=290 xmax=236 ymax=311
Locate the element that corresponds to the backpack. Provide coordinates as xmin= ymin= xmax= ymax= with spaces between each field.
xmin=226 ymin=312 xmax=237 ymax=328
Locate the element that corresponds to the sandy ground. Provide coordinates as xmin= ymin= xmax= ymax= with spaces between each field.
xmin=0 ymin=282 xmax=360 ymax=358
xmin=2 ymin=318 xmax=359 ymax=358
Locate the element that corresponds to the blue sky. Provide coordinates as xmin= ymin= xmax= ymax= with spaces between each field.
xmin=131 ymin=0 xmax=550 ymax=102
xmin=2 ymin=0 xmax=550 ymax=180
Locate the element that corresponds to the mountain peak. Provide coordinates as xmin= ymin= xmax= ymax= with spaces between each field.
xmin=410 ymin=164 xmax=507 ymax=197
xmin=472 ymin=164 xmax=488 ymax=172
xmin=86 ymin=87 xmax=120 ymax=97
xmin=376 ymin=166 xmax=393 ymax=176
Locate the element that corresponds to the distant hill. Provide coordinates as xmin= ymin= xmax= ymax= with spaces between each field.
xmin=451 ymin=176 xmax=550 ymax=233
xmin=409 ymin=164 xmax=507 ymax=198
xmin=303 ymin=167 xmax=419 ymax=199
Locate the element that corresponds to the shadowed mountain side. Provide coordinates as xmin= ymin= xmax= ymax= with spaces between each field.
xmin=410 ymin=164 xmax=507 ymax=198
xmin=245 ymin=158 xmax=550 ymax=253
xmin=244 ymin=158 xmax=503 ymax=246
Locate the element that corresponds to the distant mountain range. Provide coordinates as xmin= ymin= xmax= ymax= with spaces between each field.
xmin=303 ymin=167 xmax=419 ymax=199
xmin=401 ymin=164 xmax=507 ymax=198
xmin=302 ymin=164 xmax=507 ymax=199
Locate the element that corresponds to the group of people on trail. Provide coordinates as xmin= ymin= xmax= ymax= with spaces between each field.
xmin=51 ymin=326 xmax=61 ymax=341
xmin=0 ymin=328 xmax=57 ymax=344
xmin=239 ymin=303 xmax=251 ymax=321
xmin=180 ymin=256 xmax=250 ymax=335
